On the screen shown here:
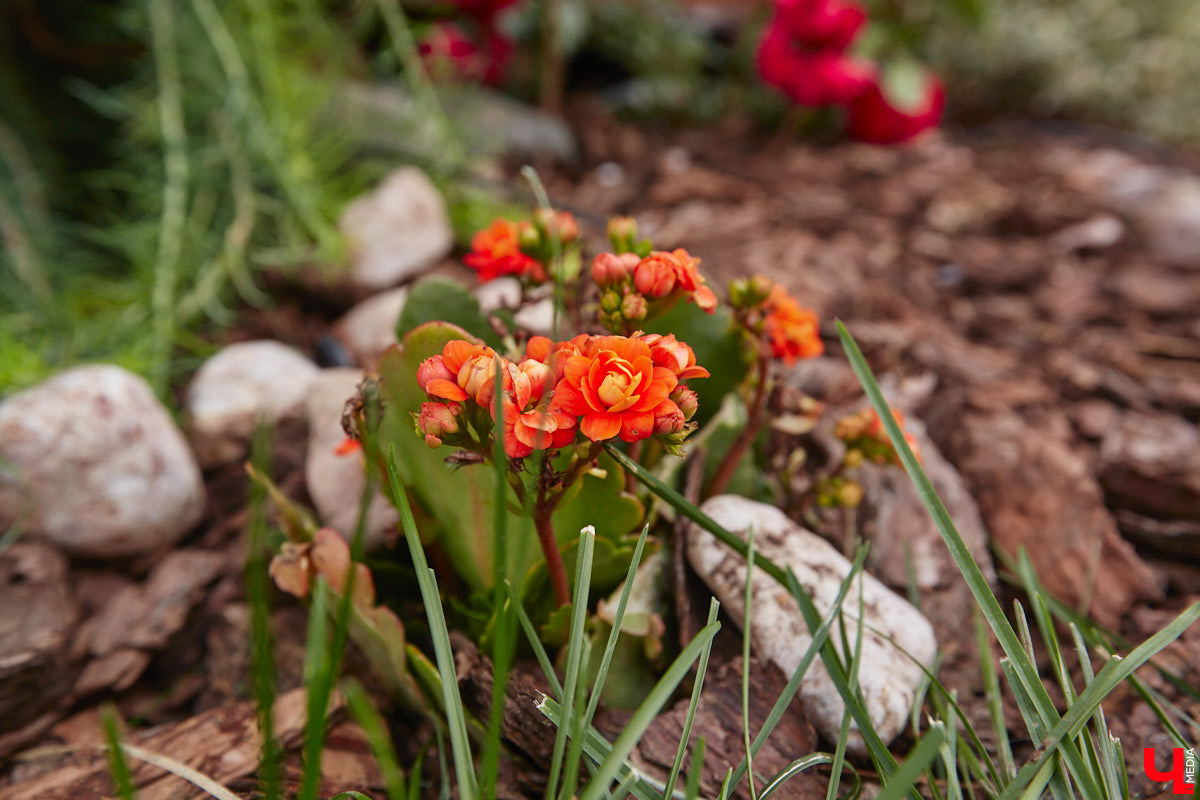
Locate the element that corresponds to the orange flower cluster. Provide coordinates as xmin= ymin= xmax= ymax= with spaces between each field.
xmin=463 ymin=212 xmax=579 ymax=283
xmin=835 ymin=406 xmax=921 ymax=466
xmin=592 ymin=248 xmax=717 ymax=331
xmin=762 ymin=285 xmax=823 ymax=364
xmin=416 ymin=333 xmax=708 ymax=458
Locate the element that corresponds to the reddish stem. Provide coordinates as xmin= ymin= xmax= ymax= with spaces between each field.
xmin=534 ymin=504 xmax=570 ymax=607
xmin=704 ymin=356 xmax=771 ymax=498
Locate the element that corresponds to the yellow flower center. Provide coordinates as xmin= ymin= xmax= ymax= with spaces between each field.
xmin=597 ymin=368 xmax=633 ymax=408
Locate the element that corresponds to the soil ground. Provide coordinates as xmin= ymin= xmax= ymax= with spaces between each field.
xmin=3 ymin=107 xmax=1199 ymax=799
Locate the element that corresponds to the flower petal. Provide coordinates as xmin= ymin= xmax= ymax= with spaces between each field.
xmin=426 ymin=379 xmax=468 ymax=401
xmin=581 ymin=412 xmax=622 ymax=441
xmin=619 ymin=411 xmax=655 ymax=443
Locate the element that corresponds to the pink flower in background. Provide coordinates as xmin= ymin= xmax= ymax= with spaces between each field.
xmin=757 ymin=0 xmax=945 ymax=144
xmin=774 ymin=0 xmax=867 ymax=49
xmin=846 ymin=76 xmax=945 ymax=144
xmin=756 ymin=0 xmax=875 ymax=107
xmin=757 ymin=27 xmax=875 ymax=106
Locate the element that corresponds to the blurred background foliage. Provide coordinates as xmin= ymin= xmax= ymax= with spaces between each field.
xmin=2 ymin=0 xmax=1199 ymax=396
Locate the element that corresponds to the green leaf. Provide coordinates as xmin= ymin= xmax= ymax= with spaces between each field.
xmin=879 ymin=57 xmax=933 ymax=114
xmin=377 ymin=321 xmax=540 ymax=592
xmin=395 ymin=276 xmax=500 ymax=347
xmin=379 ymin=325 xmax=644 ymax=606
xmin=644 ymin=300 xmax=748 ymax=429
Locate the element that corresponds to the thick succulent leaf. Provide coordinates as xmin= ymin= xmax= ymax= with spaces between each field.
xmin=379 ymin=322 xmax=647 ymax=606
xmin=378 ymin=321 xmax=538 ymax=592
xmin=395 ymin=276 xmax=501 ymax=347
xmin=644 ymin=300 xmax=748 ymax=428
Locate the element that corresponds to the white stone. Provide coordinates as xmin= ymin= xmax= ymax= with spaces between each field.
xmin=474 ymin=277 xmax=522 ymax=313
xmin=513 ymin=298 xmax=557 ymax=335
xmin=332 ymin=287 xmax=409 ymax=368
xmin=304 ymin=369 xmax=399 ymax=549
xmin=687 ymin=495 xmax=937 ymax=752
xmin=339 ymin=168 xmax=454 ymax=290
xmin=1142 ymin=177 xmax=1200 ymax=269
xmin=0 ymin=365 xmax=205 ymax=557
xmin=186 ymin=341 xmax=320 ymax=467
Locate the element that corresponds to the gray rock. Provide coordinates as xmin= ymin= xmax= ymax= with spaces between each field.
xmin=332 ymin=287 xmax=409 ymax=368
xmin=304 ymin=369 xmax=399 ymax=548
xmin=0 ymin=365 xmax=205 ymax=557
xmin=339 ymin=168 xmax=454 ymax=290
xmin=687 ymin=495 xmax=937 ymax=752
xmin=186 ymin=341 xmax=320 ymax=467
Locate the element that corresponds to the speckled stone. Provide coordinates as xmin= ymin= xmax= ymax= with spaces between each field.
xmin=186 ymin=340 xmax=320 ymax=467
xmin=687 ymin=494 xmax=937 ymax=752
xmin=0 ymin=365 xmax=205 ymax=557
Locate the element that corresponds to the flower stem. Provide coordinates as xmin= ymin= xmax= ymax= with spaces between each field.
xmin=534 ymin=504 xmax=570 ymax=607
xmin=704 ymin=356 xmax=771 ymax=498
xmin=533 ymin=442 xmax=602 ymax=608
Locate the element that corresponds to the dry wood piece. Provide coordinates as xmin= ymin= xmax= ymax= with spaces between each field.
xmin=935 ymin=404 xmax=1164 ymax=626
xmin=1100 ymin=410 xmax=1200 ymax=523
xmin=452 ymin=634 xmax=823 ymax=800
xmin=0 ymin=689 xmax=346 ymax=800
xmin=0 ymin=544 xmax=77 ymax=757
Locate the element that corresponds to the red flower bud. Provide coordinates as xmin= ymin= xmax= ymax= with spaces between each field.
xmin=653 ymin=400 xmax=686 ymax=435
xmin=670 ymin=386 xmax=700 ymax=421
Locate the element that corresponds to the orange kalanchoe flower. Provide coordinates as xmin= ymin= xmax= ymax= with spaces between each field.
xmin=762 ymin=285 xmax=823 ymax=363
xmin=639 ymin=333 xmax=711 ymax=380
xmin=554 ymin=335 xmax=679 ymax=442
xmin=632 ymin=249 xmax=718 ymax=312
xmin=464 ymin=218 xmax=546 ymax=282
xmin=835 ymin=406 xmax=921 ymax=465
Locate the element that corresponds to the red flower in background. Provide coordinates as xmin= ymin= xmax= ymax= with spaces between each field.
xmin=774 ymin=0 xmax=867 ymax=50
xmin=757 ymin=0 xmax=875 ymax=107
xmin=846 ymin=76 xmax=944 ymax=144
xmin=464 ymin=218 xmax=546 ymax=282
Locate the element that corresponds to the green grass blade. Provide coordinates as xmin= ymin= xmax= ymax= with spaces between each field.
xmin=742 ymin=529 xmax=759 ymax=800
xmin=974 ymin=608 xmax=1013 ymax=781
xmin=997 ymin=601 xmax=1200 ymax=800
xmin=874 ymin=729 xmax=946 ymax=800
xmin=343 ymin=679 xmax=407 ymax=800
xmin=577 ymin=615 xmax=723 ymax=800
xmin=827 ymin=579 xmax=867 ymax=800
xmin=101 ymin=705 xmax=137 ymax=800
xmin=538 ymin=696 xmax=681 ymax=800
xmin=385 ymin=445 xmax=477 ymax=800
xmin=549 ymin=526 xmax=597 ymax=800
xmin=507 ymin=579 xmax=565 ymax=698
xmin=605 ymin=443 xmax=905 ymax=788
xmin=663 ymin=599 xmax=721 ymax=800
xmin=245 ymin=425 xmax=281 ymax=800
xmin=726 ymin=546 xmax=868 ymax=792
xmin=482 ymin=363 xmax=515 ymax=800
xmin=837 ymin=321 xmax=1104 ymax=795
xmin=573 ymin=525 xmax=653 ymax=792
xmin=760 ymin=755 xmax=839 ymax=800
xmin=684 ymin=738 xmax=707 ymax=800
xmin=298 ymin=577 xmax=332 ymax=800
xmin=300 ymin=403 xmax=377 ymax=800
